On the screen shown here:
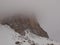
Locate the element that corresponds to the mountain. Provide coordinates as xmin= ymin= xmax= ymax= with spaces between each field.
xmin=1 ymin=15 xmax=49 ymax=38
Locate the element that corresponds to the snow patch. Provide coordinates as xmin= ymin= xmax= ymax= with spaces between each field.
xmin=0 ymin=24 xmax=60 ymax=45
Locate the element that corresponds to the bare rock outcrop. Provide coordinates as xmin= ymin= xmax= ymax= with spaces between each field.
xmin=1 ymin=15 xmax=49 ymax=38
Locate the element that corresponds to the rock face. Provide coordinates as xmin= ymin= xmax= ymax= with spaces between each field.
xmin=1 ymin=15 xmax=49 ymax=38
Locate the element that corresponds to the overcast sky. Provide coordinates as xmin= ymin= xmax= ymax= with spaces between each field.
xmin=0 ymin=0 xmax=60 ymax=42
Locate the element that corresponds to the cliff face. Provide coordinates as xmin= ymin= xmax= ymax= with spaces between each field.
xmin=1 ymin=15 xmax=49 ymax=38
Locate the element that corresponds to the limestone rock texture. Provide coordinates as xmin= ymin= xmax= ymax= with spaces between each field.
xmin=1 ymin=15 xmax=49 ymax=38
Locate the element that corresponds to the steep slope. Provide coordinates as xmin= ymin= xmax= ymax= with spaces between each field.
xmin=1 ymin=15 xmax=49 ymax=38
xmin=0 ymin=24 xmax=60 ymax=45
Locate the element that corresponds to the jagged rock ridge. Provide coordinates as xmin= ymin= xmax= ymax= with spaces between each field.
xmin=1 ymin=15 xmax=49 ymax=38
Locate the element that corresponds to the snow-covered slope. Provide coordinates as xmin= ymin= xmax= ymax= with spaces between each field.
xmin=0 ymin=24 xmax=60 ymax=45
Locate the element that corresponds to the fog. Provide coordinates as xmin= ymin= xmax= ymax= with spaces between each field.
xmin=0 ymin=0 xmax=60 ymax=42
